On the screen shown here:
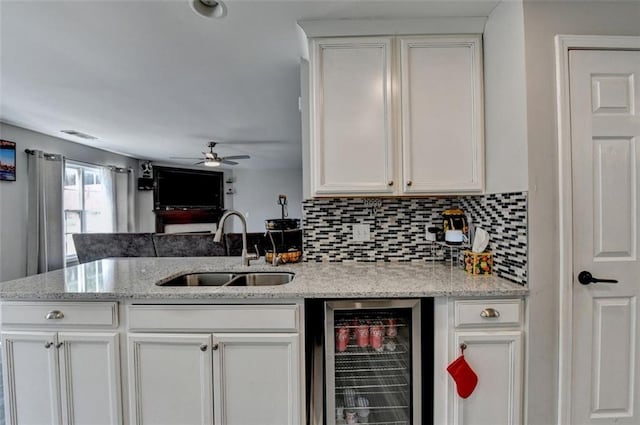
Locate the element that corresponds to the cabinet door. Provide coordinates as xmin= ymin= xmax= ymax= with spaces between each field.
xmin=1 ymin=331 xmax=61 ymax=425
xmin=58 ymin=332 xmax=122 ymax=425
xmin=311 ymin=37 xmax=395 ymax=195
xmin=452 ymin=331 xmax=523 ymax=425
xmin=212 ymin=333 xmax=301 ymax=425
xmin=128 ymin=333 xmax=213 ymax=425
xmin=400 ymin=36 xmax=484 ymax=193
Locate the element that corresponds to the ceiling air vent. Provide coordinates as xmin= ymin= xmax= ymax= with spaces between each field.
xmin=60 ymin=130 xmax=97 ymax=140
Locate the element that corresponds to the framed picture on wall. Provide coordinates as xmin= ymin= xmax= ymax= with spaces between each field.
xmin=0 ymin=140 xmax=16 ymax=181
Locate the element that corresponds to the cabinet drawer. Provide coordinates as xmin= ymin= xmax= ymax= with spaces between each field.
xmin=454 ymin=299 xmax=522 ymax=328
xmin=128 ymin=304 xmax=299 ymax=332
xmin=1 ymin=302 xmax=118 ymax=328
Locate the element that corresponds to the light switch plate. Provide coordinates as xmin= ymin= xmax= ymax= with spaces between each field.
xmin=352 ymin=224 xmax=371 ymax=242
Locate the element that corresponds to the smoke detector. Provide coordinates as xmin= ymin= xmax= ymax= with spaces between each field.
xmin=190 ymin=0 xmax=227 ymax=19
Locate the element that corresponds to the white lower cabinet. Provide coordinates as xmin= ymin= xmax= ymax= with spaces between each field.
xmin=1 ymin=331 xmax=121 ymax=425
xmin=126 ymin=303 xmax=304 ymax=425
xmin=127 ymin=333 xmax=214 ymax=425
xmin=435 ymin=298 xmax=525 ymax=425
xmin=452 ymin=331 xmax=523 ymax=425
xmin=212 ymin=333 xmax=300 ymax=425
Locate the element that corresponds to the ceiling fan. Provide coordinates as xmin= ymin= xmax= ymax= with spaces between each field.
xmin=170 ymin=142 xmax=250 ymax=167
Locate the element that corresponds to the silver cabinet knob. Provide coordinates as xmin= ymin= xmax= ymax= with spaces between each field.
xmin=406 ymin=180 xmax=413 ymax=186
xmin=480 ymin=308 xmax=500 ymax=318
xmin=212 ymin=343 xmax=219 ymax=351
xmin=387 ymin=181 xmax=394 ymax=186
xmin=199 ymin=344 xmax=208 ymax=352
xmin=56 ymin=342 xmax=63 ymax=349
xmin=45 ymin=310 xmax=64 ymax=320
xmin=44 ymin=342 xmax=53 ymax=349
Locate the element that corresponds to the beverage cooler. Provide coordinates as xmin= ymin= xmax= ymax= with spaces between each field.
xmin=308 ymin=299 xmax=433 ymax=425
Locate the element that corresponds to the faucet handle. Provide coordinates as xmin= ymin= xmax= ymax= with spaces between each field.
xmin=249 ymin=244 xmax=260 ymax=260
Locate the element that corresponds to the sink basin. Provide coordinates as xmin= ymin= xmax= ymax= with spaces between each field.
xmin=156 ymin=272 xmax=295 ymax=287
xmin=158 ymin=272 xmax=236 ymax=287
xmin=225 ymin=272 xmax=295 ymax=287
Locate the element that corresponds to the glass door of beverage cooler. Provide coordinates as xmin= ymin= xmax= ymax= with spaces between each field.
xmin=325 ymin=300 xmax=421 ymax=425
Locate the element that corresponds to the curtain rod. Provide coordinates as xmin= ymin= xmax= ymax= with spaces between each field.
xmin=25 ymin=149 xmax=132 ymax=173
xmin=24 ymin=149 xmax=62 ymax=161
xmin=68 ymin=158 xmax=132 ymax=173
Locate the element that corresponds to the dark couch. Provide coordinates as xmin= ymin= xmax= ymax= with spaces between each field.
xmin=72 ymin=232 xmax=295 ymax=264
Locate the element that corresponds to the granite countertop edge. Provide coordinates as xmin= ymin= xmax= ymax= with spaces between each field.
xmin=0 ymin=257 xmax=529 ymax=301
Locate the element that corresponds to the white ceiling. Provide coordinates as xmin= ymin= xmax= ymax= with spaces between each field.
xmin=0 ymin=0 xmax=500 ymax=169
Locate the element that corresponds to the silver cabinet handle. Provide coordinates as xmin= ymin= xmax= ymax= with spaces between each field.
xmin=45 ymin=310 xmax=64 ymax=320
xmin=56 ymin=342 xmax=63 ymax=349
xmin=212 ymin=343 xmax=219 ymax=351
xmin=387 ymin=181 xmax=394 ymax=186
xmin=480 ymin=308 xmax=500 ymax=318
xmin=44 ymin=342 xmax=53 ymax=349
xmin=407 ymin=180 xmax=413 ymax=186
xmin=200 ymin=344 xmax=208 ymax=352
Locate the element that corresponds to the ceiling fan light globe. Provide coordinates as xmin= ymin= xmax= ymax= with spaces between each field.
xmin=204 ymin=160 xmax=221 ymax=167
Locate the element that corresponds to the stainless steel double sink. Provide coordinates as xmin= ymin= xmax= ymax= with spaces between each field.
xmin=157 ymin=271 xmax=295 ymax=287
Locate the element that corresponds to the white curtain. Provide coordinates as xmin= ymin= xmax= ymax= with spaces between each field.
xmin=108 ymin=167 xmax=135 ymax=233
xmin=26 ymin=150 xmax=64 ymax=275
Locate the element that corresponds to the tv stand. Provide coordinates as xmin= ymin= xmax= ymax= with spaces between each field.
xmin=154 ymin=208 xmax=223 ymax=233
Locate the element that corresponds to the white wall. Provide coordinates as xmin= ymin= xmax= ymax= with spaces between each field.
xmin=0 ymin=123 xmax=139 ymax=281
xmin=521 ymin=2 xmax=640 ymax=424
xmin=483 ymin=0 xmax=528 ymax=194
xmin=229 ymin=168 xmax=303 ymax=233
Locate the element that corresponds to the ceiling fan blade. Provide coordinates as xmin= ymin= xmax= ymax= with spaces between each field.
xmin=194 ymin=161 xmax=205 ymax=165
xmin=214 ymin=140 xmax=283 ymax=145
xmin=220 ymin=160 xmax=238 ymax=165
xmin=170 ymin=156 xmax=203 ymax=160
xmin=222 ymin=155 xmax=250 ymax=160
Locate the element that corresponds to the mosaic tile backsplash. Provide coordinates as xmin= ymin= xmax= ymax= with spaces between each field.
xmin=302 ymin=192 xmax=528 ymax=285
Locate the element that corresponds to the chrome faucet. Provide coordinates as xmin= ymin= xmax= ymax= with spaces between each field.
xmin=214 ymin=210 xmax=259 ymax=266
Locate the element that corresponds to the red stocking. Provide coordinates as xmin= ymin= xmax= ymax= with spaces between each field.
xmin=447 ymin=354 xmax=478 ymax=399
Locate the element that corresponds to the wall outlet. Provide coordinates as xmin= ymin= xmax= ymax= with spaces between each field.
xmin=352 ymin=224 xmax=371 ymax=242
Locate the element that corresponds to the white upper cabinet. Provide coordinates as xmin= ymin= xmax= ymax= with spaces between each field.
xmin=308 ymin=35 xmax=484 ymax=196
xmin=400 ymin=36 xmax=484 ymax=193
xmin=310 ymin=37 xmax=395 ymax=195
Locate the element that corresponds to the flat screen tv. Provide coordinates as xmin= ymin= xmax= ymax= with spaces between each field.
xmin=153 ymin=166 xmax=223 ymax=210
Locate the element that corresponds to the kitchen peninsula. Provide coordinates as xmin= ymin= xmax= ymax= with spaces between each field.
xmin=0 ymin=257 xmax=526 ymax=425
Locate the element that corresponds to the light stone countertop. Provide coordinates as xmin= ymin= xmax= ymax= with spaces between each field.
xmin=0 ymin=257 xmax=528 ymax=301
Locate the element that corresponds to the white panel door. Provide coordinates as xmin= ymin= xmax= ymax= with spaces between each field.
xmin=127 ymin=333 xmax=213 ymax=425
xmin=400 ymin=36 xmax=484 ymax=193
xmin=58 ymin=332 xmax=122 ymax=425
xmin=311 ymin=37 xmax=395 ymax=195
xmin=570 ymin=49 xmax=640 ymax=424
xmin=452 ymin=332 xmax=523 ymax=425
xmin=212 ymin=333 xmax=301 ymax=425
xmin=1 ymin=331 xmax=61 ymax=425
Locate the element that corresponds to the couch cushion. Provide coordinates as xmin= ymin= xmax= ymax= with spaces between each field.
xmin=72 ymin=233 xmax=156 ymax=264
xmin=153 ymin=234 xmax=226 ymax=257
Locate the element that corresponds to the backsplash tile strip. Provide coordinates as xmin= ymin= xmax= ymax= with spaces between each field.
xmin=302 ymin=192 xmax=528 ymax=285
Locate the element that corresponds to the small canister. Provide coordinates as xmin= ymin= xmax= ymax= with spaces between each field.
xmin=336 ymin=326 xmax=349 ymax=352
xmin=355 ymin=323 xmax=369 ymax=348
xmin=345 ymin=410 xmax=358 ymax=424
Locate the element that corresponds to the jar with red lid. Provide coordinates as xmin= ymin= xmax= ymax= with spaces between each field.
xmin=370 ymin=323 xmax=384 ymax=351
xmin=355 ymin=322 xmax=369 ymax=348
xmin=336 ymin=326 xmax=349 ymax=352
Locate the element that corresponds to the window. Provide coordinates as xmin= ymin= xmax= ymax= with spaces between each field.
xmin=64 ymin=162 xmax=113 ymax=262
